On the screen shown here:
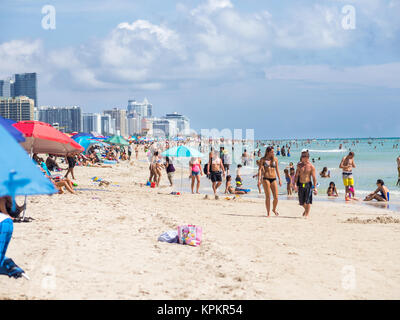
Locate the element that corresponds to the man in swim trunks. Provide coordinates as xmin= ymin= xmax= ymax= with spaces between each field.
xmin=339 ymin=152 xmax=356 ymax=198
xmin=207 ymin=151 xmax=225 ymax=199
xmin=294 ymin=151 xmax=317 ymax=218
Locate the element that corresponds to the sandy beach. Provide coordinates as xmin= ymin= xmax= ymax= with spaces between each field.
xmin=1 ymin=156 xmax=400 ymax=300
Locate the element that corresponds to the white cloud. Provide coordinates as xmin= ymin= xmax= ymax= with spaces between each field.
xmin=0 ymin=39 xmax=43 ymax=77
xmin=264 ymin=63 xmax=400 ymax=88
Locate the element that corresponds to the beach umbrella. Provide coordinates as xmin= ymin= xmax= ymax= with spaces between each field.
xmin=13 ymin=121 xmax=84 ymax=155
xmin=104 ymin=135 xmax=129 ymax=146
xmin=0 ymin=117 xmax=25 ymax=143
xmin=0 ymin=123 xmax=57 ymax=214
xmin=162 ymin=146 xmax=204 ymax=158
xmin=162 ymin=146 xmax=204 ymax=191
xmin=71 ymin=132 xmax=94 ymax=139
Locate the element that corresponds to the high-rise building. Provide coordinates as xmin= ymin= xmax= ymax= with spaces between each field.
xmin=164 ymin=112 xmax=190 ymax=135
xmin=82 ymin=113 xmax=102 ymax=134
xmin=100 ymin=114 xmax=113 ymax=136
xmin=103 ymin=108 xmax=127 ymax=137
xmin=127 ymin=114 xmax=141 ymax=136
xmin=0 ymin=77 xmax=15 ymax=98
xmin=150 ymin=118 xmax=177 ymax=138
xmin=0 ymin=73 xmax=37 ymax=106
xmin=127 ymin=98 xmax=152 ymax=118
xmin=38 ymin=106 xmax=82 ymax=133
xmin=0 ymin=96 xmax=34 ymax=122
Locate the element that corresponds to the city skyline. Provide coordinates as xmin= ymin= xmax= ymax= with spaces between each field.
xmin=1 ymin=0 xmax=399 ymax=139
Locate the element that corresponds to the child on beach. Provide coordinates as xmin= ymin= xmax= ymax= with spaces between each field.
xmin=284 ymin=168 xmax=292 ymax=195
xmin=235 ymin=164 xmax=243 ymax=185
xmin=327 ymin=182 xmax=338 ymax=197
xmin=289 ymin=167 xmax=296 ymax=194
xmin=225 ymin=175 xmax=247 ymax=195
xmin=253 ymin=160 xmax=262 ymax=193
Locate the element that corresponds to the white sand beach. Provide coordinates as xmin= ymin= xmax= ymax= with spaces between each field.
xmin=1 ymin=157 xmax=400 ymax=300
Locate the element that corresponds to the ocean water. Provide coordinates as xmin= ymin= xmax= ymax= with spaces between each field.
xmin=183 ymin=138 xmax=400 ymax=212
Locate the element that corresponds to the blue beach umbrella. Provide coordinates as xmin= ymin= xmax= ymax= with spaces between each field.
xmin=162 ymin=145 xmax=204 ymax=158
xmin=0 ymin=117 xmax=25 ymax=143
xmin=0 ymin=124 xmax=57 ymax=212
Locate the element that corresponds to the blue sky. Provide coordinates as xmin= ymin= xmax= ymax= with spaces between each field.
xmin=1 ymin=0 xmax=399 ymax=138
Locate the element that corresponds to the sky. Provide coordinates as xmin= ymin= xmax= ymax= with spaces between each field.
xmin=0 ymin=0 xmax=399 ymax=139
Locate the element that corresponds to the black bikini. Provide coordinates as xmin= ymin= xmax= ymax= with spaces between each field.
xmin=262 ymin=158 xmax=277 ymax=183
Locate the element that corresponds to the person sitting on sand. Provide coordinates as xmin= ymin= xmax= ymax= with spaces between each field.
xmin=39 ymin=166 xmax=76 ymax=194
xmin=46 ymin=155 xmax=60 ymax=172
xmin=320 ymin=167 xmax=330 ymax=178
xmin=327 ymin=182 xmax=338 ymax=197
xmin=364 ymin=179 xmax=390 ymax=202
xmin=0 ymin=196 xmax=26 ymax=219
xmin=225 ymin=175 xmax=247 ymax=195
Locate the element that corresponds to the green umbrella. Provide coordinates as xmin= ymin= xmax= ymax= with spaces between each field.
xmin=104 ymin=135 xmax=129 ymax=146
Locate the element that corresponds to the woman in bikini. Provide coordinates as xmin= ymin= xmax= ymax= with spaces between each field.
xmin=258 ymin=146 xmax=282 ymax=217
xmin=189 ymin=157 xmax=203 ymax=194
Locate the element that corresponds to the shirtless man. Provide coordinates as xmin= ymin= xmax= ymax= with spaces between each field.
xmin=397 ymin=155 xmax=400 ymax=186
xmin=294 ymin=151 xmax=317 ymax=218
xmin=207 ymin=151 xmax=225 ymax=199
xmin=339 ymin=152 xmax=356 ymax=198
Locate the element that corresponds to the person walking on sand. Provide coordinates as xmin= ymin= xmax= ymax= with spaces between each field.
xmin=65 ymin=153 xmax=76 ymax=180
xmin=189 ymin=157 xmax=203 ymax=194
xmin=339 ymin=151 xmax=356 ymax=198
xmin=207 ymin=150 xmax=225 ymax=199
xmin=258 ymin=146 xmax=282 ymax=217
xmin=294 ymin=151 xmax=318 ymax=218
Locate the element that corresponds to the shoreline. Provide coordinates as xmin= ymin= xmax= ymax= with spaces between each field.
xmin=1 ymin=156 xmax=400 ymax=299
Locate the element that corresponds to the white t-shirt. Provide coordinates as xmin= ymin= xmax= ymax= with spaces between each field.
xmin=0 ymin=212 xmax=9 ymax=223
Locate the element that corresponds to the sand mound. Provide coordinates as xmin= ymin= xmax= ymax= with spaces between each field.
xmin=345 ymin=216 xmax=400 ymax=224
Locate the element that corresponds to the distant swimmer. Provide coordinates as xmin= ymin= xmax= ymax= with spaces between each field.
xmin=397 ymin=155 xmax=400 ymax=187
xmin=339 ymin=151 xmax=356 ymax=199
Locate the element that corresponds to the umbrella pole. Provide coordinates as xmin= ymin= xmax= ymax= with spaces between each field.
xmin=21 ymin=147 xmax=33 ymax=220
xmin=181 ymin=161 xmax=183 ymax=193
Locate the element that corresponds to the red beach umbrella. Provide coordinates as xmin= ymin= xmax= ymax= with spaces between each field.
xmin=13 ymin=121 xmax=84 ymax=155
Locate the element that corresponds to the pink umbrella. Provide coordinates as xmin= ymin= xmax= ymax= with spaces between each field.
xmin=13 ymin=121 xmax=84 ymax=155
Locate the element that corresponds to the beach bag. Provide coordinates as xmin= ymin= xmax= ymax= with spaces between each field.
xmin=158 ymin=230 xmax=179 ymax=243
xmin=178 ymin=225 xmax=202 ymax=246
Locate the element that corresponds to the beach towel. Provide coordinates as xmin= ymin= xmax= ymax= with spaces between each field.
xmin=0 ymin=215 xmax=26 ymax=278
xmin=178 ymin=225 xmax=202 ymax=247
xmin=158 ymin=230 xmax=179 ymax=243
xmin=0 ymin=214 xmax=13 ymax=267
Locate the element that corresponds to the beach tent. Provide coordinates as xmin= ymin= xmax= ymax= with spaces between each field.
xmin=13 ymin=121 xmax=84 ymax=155
xmin=162 ymin=146 xmax=204 ymax=191
xmin=0 ymin=123 xmax=58 ymax=214
xmin=0 ymin=117 xmax=25 ymax=143
xmin=104 ymin=135 xmax=129 ymax=146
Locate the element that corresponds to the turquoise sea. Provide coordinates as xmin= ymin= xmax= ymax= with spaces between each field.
xmin=183 ymin=137 xmax=400 ymax=212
